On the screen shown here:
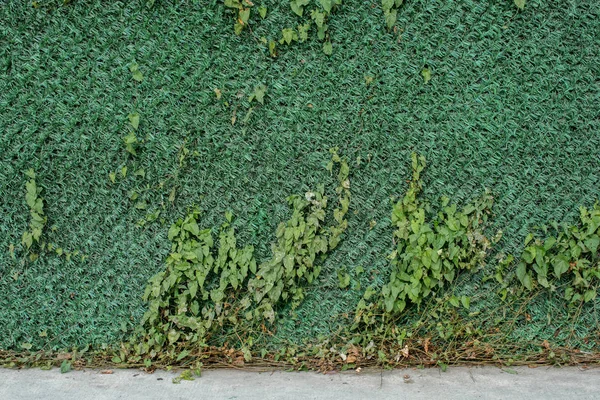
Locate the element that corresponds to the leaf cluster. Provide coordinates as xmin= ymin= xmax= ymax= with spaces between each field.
xmin=354 ymin=154 xmax=494 ymax=330
xmin=21 ymin=169 xmax=47 ymax=251
xmin=131 ymin=149 xmax=351 ymax=356
xmin=496 ymin=204 xmax=600 ymax=304
xmin=382 ymin=0 xmax=403 ymax=30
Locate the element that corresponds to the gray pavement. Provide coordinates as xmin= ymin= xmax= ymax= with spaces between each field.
xmin=0 ymin=365 xmax=598 ymax=399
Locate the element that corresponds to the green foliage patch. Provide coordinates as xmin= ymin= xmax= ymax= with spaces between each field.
xmin=21 ymin=169 xmax=46 ymax=254
xmin=496 ymin=204 xmax=600 ymax=305
xmin=348 ymin=154 xmax=497 ymax=351
xmin=131 ymin=150 xmax=351 ymax=356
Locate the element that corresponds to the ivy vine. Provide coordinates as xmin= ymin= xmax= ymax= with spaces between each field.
xmin=131 ymin=149 xmax=351 ymax=357
xmin=223 ymin=0 xmax=344 ymax=55
xmin=21 ymin=169 xmax=47 ymax=257
xmin=353 ymin=153 xmax=496 ymax=333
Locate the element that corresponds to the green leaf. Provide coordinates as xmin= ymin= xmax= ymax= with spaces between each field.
xmin=234 ymin=22 xmax=244 ymax=35
xmin=449 ymin=296 xmax=459 ymax=307
xmin=269 ymin=40 xmax=277 ymax=57
xmin=224 ymin=0 xmax=243 ymax=9
xmin=290 ymin=2 xmax=303 ymax=16
xmin=176 ymin=350 xmax=190 ymax=361
xmin=109 ymin=172 xmax=116 ymax=183
xmin=130 ymin=62 xmax=144 ymax=81
xmin=239 ymin=8 xmax=250 ymax=24
xmin=522 ymin=246 xmax=536 ymax=264
xmin=323 ymin=41 xmax=333 ymax=55
xmin=565 ymin=287 xmax=574 ymax=301
xmin=258 ymin=6 xmax=267 ymax=18
xmin=319 ymin=0 xmax=333 ymax=13
xmin=514 ymin=0 xmax=525 ymax=10
xmin=312 ymin=10 xmax=325 ymax=27
xmin=168 ymin=225 xmax=180 ymax=241
xmin=363 ymin=285 xmax=376 ymax=300
xmin=112 ymin=356 xmax=122 ymax=363
xmin=189 ymin=281 xmax=198 ymax=298
xmin=337 ymin=269 xmax=350 ymax=288
xmin=123 ymin=132 xmax=137 ymax=155
xmin=60 ymin=360 xmax=72 ymax=373
xmin=384 ymin=9 xmax=397 ymax=30
xmin=132 ymin=70 xmax=144 ymax=82
xmin=543 ymin=237 xmax=556 ymax=251
xmin=21 ymin=342 xmax=33 ymax=350
xmin=25 ymin=168 xmax=36 ymax=179
xmin=290 ymin=0 xmax=309 ymax=16
xmin=183 ymin=221 xmax=200 ymax=236
xmin=25 ymin=180 xmax=37 ymax=208
xmin=421 ymin=67 xmax=431 ymax=84
xmin=584 ymin=236 xmax=599 ymax=255
xmin=461 ymin=295 xmax=470 ymax=310
xmin=168 ymin=329 xmax=181 ymax=344
xmin=298 ymin=23 xmax=310 ymax=42
xmin=128 ymin=112 xmax=140 ymax=130
xmin=22 ymin=231 xmax=33 ymax=249
xmin=523 ymin=273 xmax=533 ymax=290
xmin=382 ymin=0 xmax=394 ymax=12
xmin=249 ymin=84 xmax=267 ymax=104
xmin=516 ymin=262 xmax=527 ymax=285
xmin=384 ymin=294 xmax=395 ymax=312
xmin=584 ymin=290 xmax=596 ymax=302
xmin=281 ymin=254 xmax=293 ymax=271
xmin=552 ymin=256 xmax=569 ymax=279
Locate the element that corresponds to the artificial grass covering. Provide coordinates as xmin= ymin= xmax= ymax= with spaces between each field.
xmin=0 ymin=0 xmax=599 ymax=354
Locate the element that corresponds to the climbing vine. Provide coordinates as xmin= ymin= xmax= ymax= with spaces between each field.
xmin=353 ymin=153 xmax=496 ymax=336
xmin=21 ymin=169 xmax=47 ymax=257
xmin=495 ymin=203 xmax=600 ymax=304
xmin=223 ymin=0 xmax=344 ymax=55
xmin=247 ymin=147 xmax=350 ymax=321
xmin=131 ymin=149 xmax=351 ymax=356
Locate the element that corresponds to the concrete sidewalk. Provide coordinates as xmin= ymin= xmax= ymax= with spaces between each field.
xmin=1 ymin=365 xmax=598 ymax=399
